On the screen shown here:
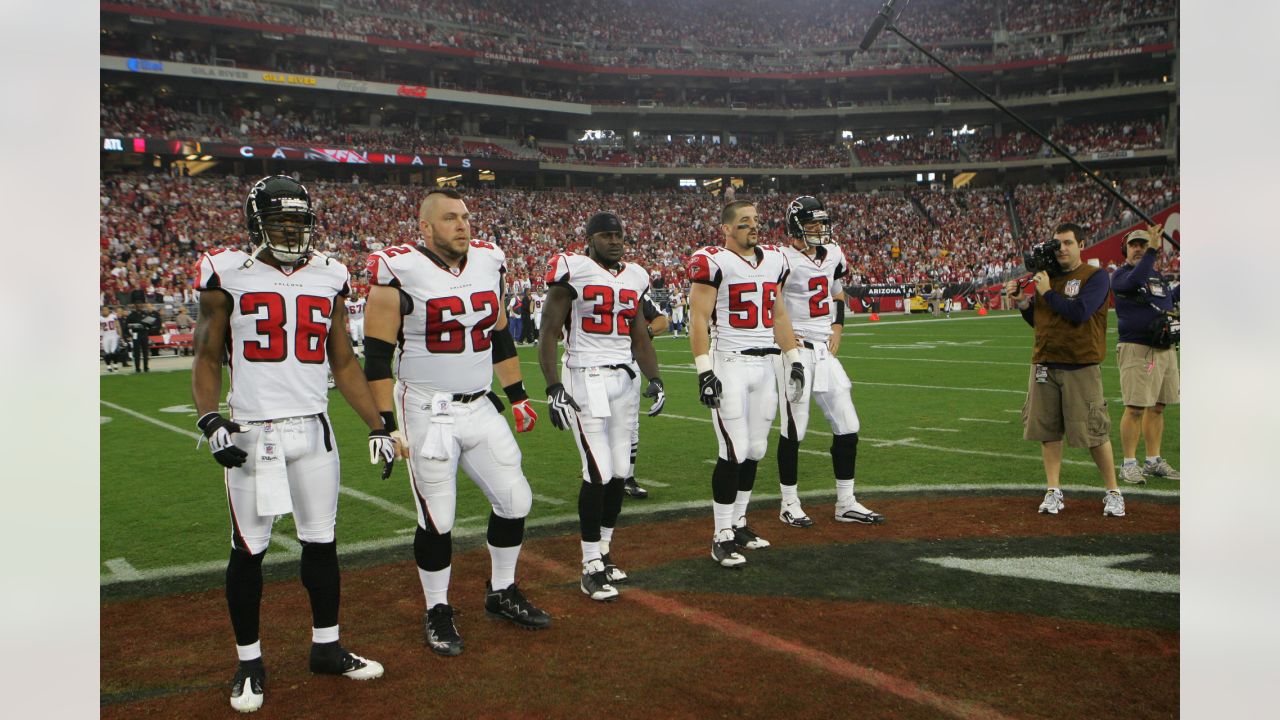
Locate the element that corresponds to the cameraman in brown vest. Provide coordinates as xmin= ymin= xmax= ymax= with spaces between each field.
xmin=1005 ymin=222 xmax=1126 ymax=518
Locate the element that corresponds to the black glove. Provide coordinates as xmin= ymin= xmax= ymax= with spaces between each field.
xmin=197 ymin=412 xmax=247 ymax=469
xmin=643 ymin=377 xmax=666 ymax=416
xmin=369 ymin=426 xmax=396 ymax=479
xmin=787 ymin=361 xmax=806 ymax=403
xmin=698 ymin=370 xmax=722 ymax=409
xmin=546 ymin=382 xmax=581 ymax=431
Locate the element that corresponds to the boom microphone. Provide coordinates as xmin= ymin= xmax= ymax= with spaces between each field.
xmin=859 ymin=0 xmax=898 ymax=51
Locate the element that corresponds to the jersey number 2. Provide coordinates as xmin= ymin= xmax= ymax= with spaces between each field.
xmin=581 ymin=285 xmax=639 ymax=335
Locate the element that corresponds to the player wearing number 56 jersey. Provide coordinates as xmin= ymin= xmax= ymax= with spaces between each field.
xmin=364 ymin=188 xmax=548 ymax=660
xmin=192 ymin=176 xmax=395 ymax=714
xmin=538 ymin=211 xmax=665 ymax=602
xmin=774 ymin=196 xmax=883 ymax=529
xmin=688 ymin=201 xmax=805 ymax=569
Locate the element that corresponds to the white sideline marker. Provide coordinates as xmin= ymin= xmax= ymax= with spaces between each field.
xmin=959 ymin=418 xmax=1010 ymax=424
xmin=908 ymin=426 xmax=960 ymax=433
xmin=104 ymin=558 xmax=142 ymax=581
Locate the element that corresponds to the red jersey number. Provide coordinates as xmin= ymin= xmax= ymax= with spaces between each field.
xmin=580 ymin=285 xmax=639 ymax=335
xmin=240 ymin=293 xmax=331 ymax=363
xmin=807 ymin=276 xmax=831 ymax=318
xmin=726 ymin=282 xmax=778 ymax=329
xmin=425 ymin=292 xmax=501 ymax=353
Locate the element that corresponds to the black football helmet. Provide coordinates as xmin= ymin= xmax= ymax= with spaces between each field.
xmin=785 ymin=195 xmax=832 ymax=246
xmin=244 ymin=175 xmax=317 ymax=264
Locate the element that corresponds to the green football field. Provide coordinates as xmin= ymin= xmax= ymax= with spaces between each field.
xmin=99 ymin=309 xmax=1179 ymax=583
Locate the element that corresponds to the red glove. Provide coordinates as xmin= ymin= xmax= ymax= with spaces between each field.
xmin=511 ymin=399 xmax=537 ymax=432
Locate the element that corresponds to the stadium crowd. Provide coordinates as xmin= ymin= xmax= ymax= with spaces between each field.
xmin=99 ymin=174 xmax=1177 ymax=313
xmin=110 ymin=0 xmax=1175 ymax=74
xmin=100 ymin=99 xmax=1165 ymax=169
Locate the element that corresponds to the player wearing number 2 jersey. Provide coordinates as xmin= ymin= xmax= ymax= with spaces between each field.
xmin=538 ymin=211 xmax=665 ymax=601
xmin=192 ymin=176 xmax=395 ymax=714
xmin=774 ymin=196 xmax=883 ymax=529
xmin=687 ymin=201 xmax=806 ymax=569
xmin=363 ymin=188 xmax=548 ymax=660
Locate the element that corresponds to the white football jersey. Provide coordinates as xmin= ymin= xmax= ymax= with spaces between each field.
xmin=367 ymin=241 xmax=505 ymax=394
xmin=686 ymin=245 xmax=790 ymax=352
xmin=546 ymin=252 xmax=650 ymax=368
xmin=779 ymin=243 xmax=848 ymax=343
xmin=195 ymin=248 xmax=350 ymax=422
xmin=100 ymin=313 xmax=121 ymax=339
xmin=345 ymin=297 xmax=366 ymax=320
xmin=532 ymin=292 xmax=546 ymax=316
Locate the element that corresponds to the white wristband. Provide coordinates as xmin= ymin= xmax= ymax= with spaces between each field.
xmin=694 ymin=354 xmax=713 ymax=373
xmin=784 ymin=348 xmax=801 ymax=364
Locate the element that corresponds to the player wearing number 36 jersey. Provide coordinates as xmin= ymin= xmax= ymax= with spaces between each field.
xmin=363 ymin=188 xmax=548 ymax=661
xmin=538 ymin=211 xmax=665 ymax=602
xmin=687 ymin=201 xmax=805 ymax=569
xmin=192 ymin=176 xmax=395 ymax=714
xmin=774 ymin=196 xmax=883 ymax=530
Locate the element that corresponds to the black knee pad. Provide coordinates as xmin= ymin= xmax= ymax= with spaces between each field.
xmin=414 ymin=526 xmax=453 ymax=572
xmin=777 ymin=436 xmax=800 ymax=486
xmin=832 ymin=432 xmax=859 ymax=480
xmin=712 ymin=458 xmax=738 ymax=505
xmin=487 ymin=512 xmax=525 ymax=548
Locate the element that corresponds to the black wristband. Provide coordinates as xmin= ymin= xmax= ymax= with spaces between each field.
xmin=504 ymin=381 xmax=529 ymax=404
xmin=379 ymin=411 xmax=397 ymax=433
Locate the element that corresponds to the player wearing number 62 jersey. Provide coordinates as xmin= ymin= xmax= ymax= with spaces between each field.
xmin=538 ymin=211 xmax=665 ymax=602
xmin=363 ymin=188 xmax=548 ymax=660
xmin=774 ymin=196 xmax=883 ymax=530
xmin=192 ymin=176 xmax=395 ymax=714
xmin=688 ymin=201 xmax=805 ymax=569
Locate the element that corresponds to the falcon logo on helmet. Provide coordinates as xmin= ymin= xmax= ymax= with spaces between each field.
xmin=244 ymin=175 xmax=317 ymax=266
xmin=785 ymin=195 xmax=832 ymax=246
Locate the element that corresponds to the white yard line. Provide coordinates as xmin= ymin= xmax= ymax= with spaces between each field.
xmin=101 ymin=480 xmax=1179 ymax=586
xmin=959 ymin=418 xmax=1011 ymax=424
xmin=271 ymin=535 xmax=303 ymax=555
xmin=532 ymin=494 xmax=567 ymax=506
xmin=908 ymin=427 xmax=960 ymax=433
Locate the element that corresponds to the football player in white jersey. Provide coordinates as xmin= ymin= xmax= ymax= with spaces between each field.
xmin=538 ymin=212 xmax=665 ymax=601
xmin=363 ymin=188 xmax=547 ymax=658
xmin=100 ymin=306 xmax=122 ymax=372
xmin=345 ymin=291 xmax=366 ymax=354
xmin=774 ymin=196 xmax=884 ymax=529
xmin=191 ymin=176 xmax=397 ymax=713
xmin=531 ymin=287 xmax=546 ymax=336
xmin=688 ymin=200 xmax=806 ymax=569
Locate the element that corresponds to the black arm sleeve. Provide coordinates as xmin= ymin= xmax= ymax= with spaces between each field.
xmin=364 ymin=337 xmax=396 ymax=381
xmin=491 ymin=325 xmax=518 ymax=362
xmin=833 ymin=299 xmax=845 ymax=325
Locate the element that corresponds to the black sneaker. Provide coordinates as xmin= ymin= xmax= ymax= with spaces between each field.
xmin=424 ymin=603 xmax=464 ymax=657
xmin=711 ymin=529 xmax=746 ymax=568
xmin=485 ymin=581 xmax=552 ymax=629
xmin=601 ymin=551 xmax=628 ymax=584
xmin=229 ymin=660 xmax=265 ymax=713
xmin=733 ymin=524 xmax=771 ymax=550
xmin=580 ymin=559 xmax=619 ymax=601
xmin=623 ymin=477 xmax=649 ymax=499
xmin=308 ymin=641 xmax=384 ymax=680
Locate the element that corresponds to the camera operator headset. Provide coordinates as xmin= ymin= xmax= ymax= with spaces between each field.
xmin=1109 ymin=224 xmax=1181 ymax=482
xmin=1003 ymin=222 xmax=1128 ymax=518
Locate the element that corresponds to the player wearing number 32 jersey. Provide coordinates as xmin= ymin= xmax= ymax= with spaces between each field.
xmin=774 ymin=196 xmax=883 ymax=530
xmin=538 ymin=211 xmax=665 ymax=602
xmin=687 ymin=200 xmax=805 ymax=570
xmin=363 ymin=188 xmax=548 ymax=661
xmin=192 ymin=176 xmax=395 ymax=714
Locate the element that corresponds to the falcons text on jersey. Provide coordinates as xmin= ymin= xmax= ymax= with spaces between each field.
xmin=367 ymin=241 xmax=505 ymax=394
xmin=546 ymin=252 xmax=651 ymax=368
xmin=194 ymin=247 xmax=350 ymax=421
xmin=686 ymin=245 xmax=790 ymax=352
xmin=779 ymin=243 xmax=848 ymax=343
